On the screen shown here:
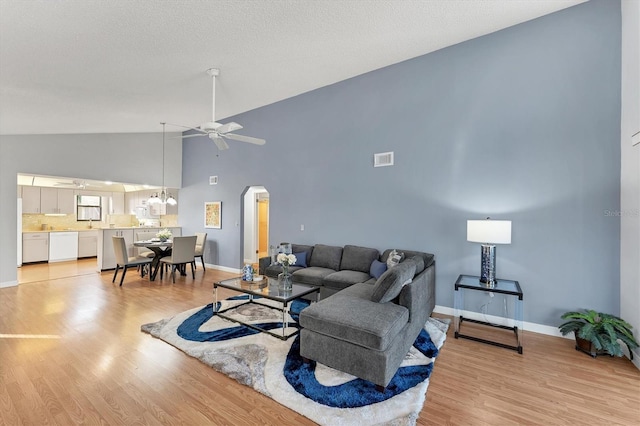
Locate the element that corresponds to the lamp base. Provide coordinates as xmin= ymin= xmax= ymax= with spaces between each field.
xmin=480 ymin=244 xmax=496 ymax=286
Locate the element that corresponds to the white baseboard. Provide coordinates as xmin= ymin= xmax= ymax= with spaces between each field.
xmin=206 ymin=263 xmax=242 ymax=274
xmin=0 ymin=280 xmax=18 ymax=288
xmin=433 ymin=304 xmax=570 ymax=339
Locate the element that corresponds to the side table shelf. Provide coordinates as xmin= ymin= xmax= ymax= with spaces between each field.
xmin=454 ymin=274 xmax=523 ymax=354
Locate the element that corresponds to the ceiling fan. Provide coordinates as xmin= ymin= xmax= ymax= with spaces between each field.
xmin=54 ymin=179 xmax=90 ymax=189
xmin=169 ymin=68 xmax=266 ymax=151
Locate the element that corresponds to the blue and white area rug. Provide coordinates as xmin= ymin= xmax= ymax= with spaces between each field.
xmin=141 ymin=296 xmax=449 ymax=426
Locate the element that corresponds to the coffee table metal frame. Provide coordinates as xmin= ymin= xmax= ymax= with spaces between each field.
xmin=213 ymin=277 xmax=320 ymax=340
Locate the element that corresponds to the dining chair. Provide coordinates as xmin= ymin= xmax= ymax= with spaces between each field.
xmin=112 ymin=236 xmax=153 ymax=286
xmin=135 ymin=231 xmax=157 ymax=258
xmin=159 ymin=235 xmax=197 ymax=283
xmin=194 ymin=232 xmax=207 ymax=270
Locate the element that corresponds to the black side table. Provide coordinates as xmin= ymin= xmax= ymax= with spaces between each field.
xmin=454 ymin=274 xmax=523 ymax=354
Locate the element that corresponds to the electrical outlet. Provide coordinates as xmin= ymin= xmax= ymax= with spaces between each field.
xmin=300 ymin=224 xmax=304 ymax=231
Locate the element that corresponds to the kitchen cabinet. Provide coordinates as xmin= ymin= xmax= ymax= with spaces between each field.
xmin=97 ymin=229 xmax=134 ymax=270
xmin=78 ymin=230 xmax=98 ymax=258
xmin=149 ymin=201 xmax=166 ymax=216
xmin=110 ymin=192 xmax=125 ymax=214
xmin=166 ymin=192 xmax=179 ymax=215
xmin=41 ymin=187 xmax=75 ymax=214
xmin=22 ymin=186 xmax=42 ymax=213
xmin=22 ymin=232 xmax=49 ymax=263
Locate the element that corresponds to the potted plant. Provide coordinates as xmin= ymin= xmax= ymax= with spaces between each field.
xmin=559 ymin=309 xmax=639 ymax=358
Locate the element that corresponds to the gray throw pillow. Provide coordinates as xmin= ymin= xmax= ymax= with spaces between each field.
xmin=371 ymin=259 xmax=416 ymax=303
xmin=409 ymin=255 xmax=425 ymax=275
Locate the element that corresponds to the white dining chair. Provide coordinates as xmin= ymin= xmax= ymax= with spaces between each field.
xmin=194 ymin=232 xmax=207 ymax=270
xmin=135 ymin=231 xmax=157 ymax=258
xmin=112 ymin=236 xmax=153 ymax=286
xmin=159 ymin=236 xmax=197 ymax=283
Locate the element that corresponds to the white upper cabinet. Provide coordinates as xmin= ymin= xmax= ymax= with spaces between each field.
xmin=22 ymin=186 xmax=41 ymax=213
xmin=40 ymin=187 xmax=75 ymax=214
xmin=110 ymin=192 xmax=125 ymax=214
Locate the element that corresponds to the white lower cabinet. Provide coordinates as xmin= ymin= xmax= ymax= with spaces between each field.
xmin=78 ymin=230 xmax=98 ymax=258
xmin=22 ymin=233 xmax=49 ymax=263
xmin=97 ymin=229 xmax=134 ymax=271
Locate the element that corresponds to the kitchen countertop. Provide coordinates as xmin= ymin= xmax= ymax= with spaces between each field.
xmin=23 ymin=229 xmax=100 ymax=233
xmin=23 ymin=226 xmax=180 ymax=233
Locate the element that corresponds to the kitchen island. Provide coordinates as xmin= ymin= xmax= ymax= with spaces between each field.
xmin=97 ymin=227 xmax=181 ymax=271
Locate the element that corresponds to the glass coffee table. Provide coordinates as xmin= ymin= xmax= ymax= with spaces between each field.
xmin=213 ymin=276 xmax=320 ymax=340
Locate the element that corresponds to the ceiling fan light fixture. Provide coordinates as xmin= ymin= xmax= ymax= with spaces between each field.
xmin=158 ymin=123 xmax=177 ymax=207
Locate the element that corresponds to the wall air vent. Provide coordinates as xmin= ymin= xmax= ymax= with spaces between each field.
xmin=209 ymin=176 xmax=218 ymax=185
xmin=374 ymin=152 xmax=394 ymax=167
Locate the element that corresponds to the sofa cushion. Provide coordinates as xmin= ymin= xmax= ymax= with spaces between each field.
xmin=323 ymin=270 xmax=372 ymax=291
xmin=265 ymin=264 xmax=304 ymax=278
xmin=309 ymin=244 xmax=343 ymax=270
xmin=299 ymin=293 xmax=409 ymax=351
xmin=291 ymin=267 xmax=335 ymax=286
xmin=292 ymin=251 xmax=308 ymax=267
xmin=371 ymin=260 xmax=417 ymax=303
xmin=340 ymin=245 xmax=380 ymax=273
xmin=369 ymin=259 xmax=387 ymax=279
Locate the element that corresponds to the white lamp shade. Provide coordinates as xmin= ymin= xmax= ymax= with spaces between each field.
xmin=467 ymin=220 xmax=512 ymax=244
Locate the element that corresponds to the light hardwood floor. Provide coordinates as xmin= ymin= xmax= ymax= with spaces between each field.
xmin=2 ymin=260 xmax=639 ymax=425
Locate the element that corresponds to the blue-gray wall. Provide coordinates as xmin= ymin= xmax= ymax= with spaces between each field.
xmin=180 ymin=0 xmax=621 ymax=326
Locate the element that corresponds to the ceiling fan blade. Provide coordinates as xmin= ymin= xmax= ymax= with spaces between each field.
xmin=216 ymin=122 xmax=243 ymax=134
xmin=212 ymin=136 xmax=229 ymax=150
xmin=165 ymin=122 xmax=207 ymax=134
xmin=180 ymin=134 xmax=207 ymax=139
xmin=224 ymin=133 xmax=266 ymax=145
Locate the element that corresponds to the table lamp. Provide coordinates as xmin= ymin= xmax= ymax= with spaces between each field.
xmin=467 ymin=218 xmax=511 ymax=286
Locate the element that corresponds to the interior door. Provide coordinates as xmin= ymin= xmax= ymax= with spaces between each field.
xmin=257 ymin=199 xmax=269 ymax=260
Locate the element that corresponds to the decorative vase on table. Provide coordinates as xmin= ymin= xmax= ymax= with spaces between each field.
xmin=276 ymin=253 xmax=296 ymax=292
xmin=278 ymin=271 xmax=293 ymax=291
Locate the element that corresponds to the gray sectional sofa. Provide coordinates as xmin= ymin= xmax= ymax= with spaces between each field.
xmin=259 ymin=243 xmax=436 ymax=389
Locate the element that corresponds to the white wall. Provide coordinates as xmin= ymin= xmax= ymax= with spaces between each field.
xmin=620 ymin=0 xmax=640 ymax=368
xmin=0 ymin=132 xmax=182 ymax=287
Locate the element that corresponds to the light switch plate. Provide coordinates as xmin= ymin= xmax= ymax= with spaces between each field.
xmin=209 ymin=176 xmax=218 ymax=185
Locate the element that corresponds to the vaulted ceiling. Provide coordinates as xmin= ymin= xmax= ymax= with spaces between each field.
xmin=0 ymin=0 xmax=585 ymax=136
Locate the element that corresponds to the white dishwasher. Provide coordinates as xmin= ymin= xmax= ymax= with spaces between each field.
xmin=49 ymin=231 xmax=79 ymax=262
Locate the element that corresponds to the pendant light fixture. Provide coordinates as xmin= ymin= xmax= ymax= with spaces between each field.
xmin=148 ymin=122 xmax=177 ymax=206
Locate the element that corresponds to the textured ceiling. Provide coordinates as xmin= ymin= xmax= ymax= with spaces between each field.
xmin=0 ymin=0 xmax=585 ymax=135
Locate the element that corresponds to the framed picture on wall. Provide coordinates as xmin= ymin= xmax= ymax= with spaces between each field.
xmin=205 ymin=201 xmax=222 ymax=229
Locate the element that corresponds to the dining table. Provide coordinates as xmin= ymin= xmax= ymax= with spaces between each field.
xmin=133 ymin=239 xmax=173 ymax=281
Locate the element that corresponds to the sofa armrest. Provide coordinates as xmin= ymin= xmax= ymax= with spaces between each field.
xmin=398 ymin=263 xmax=436 ymax=323
xmin=258 ymin=256 xmax=272 ymax=274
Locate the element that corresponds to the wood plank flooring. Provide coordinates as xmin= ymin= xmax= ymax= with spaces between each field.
xmin=2 ymin=260 xmax=639 ymax=425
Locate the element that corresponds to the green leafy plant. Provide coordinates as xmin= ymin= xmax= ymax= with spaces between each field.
xmin=559 ymin=309 xmax=639 ymax=357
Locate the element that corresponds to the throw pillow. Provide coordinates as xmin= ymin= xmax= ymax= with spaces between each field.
xmin=371 ymin=259 xmax=416 ymax=303
xmin=386 ymin=249 xmax=405 ymax=269
xmin=369 ymin=259 xmax=387 ymax=279
xmin=292 ymin=251 xmax=307 ymax=267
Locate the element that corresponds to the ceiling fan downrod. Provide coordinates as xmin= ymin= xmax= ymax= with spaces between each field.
xmin=207 ymin=68 xmax=220 ymax=123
